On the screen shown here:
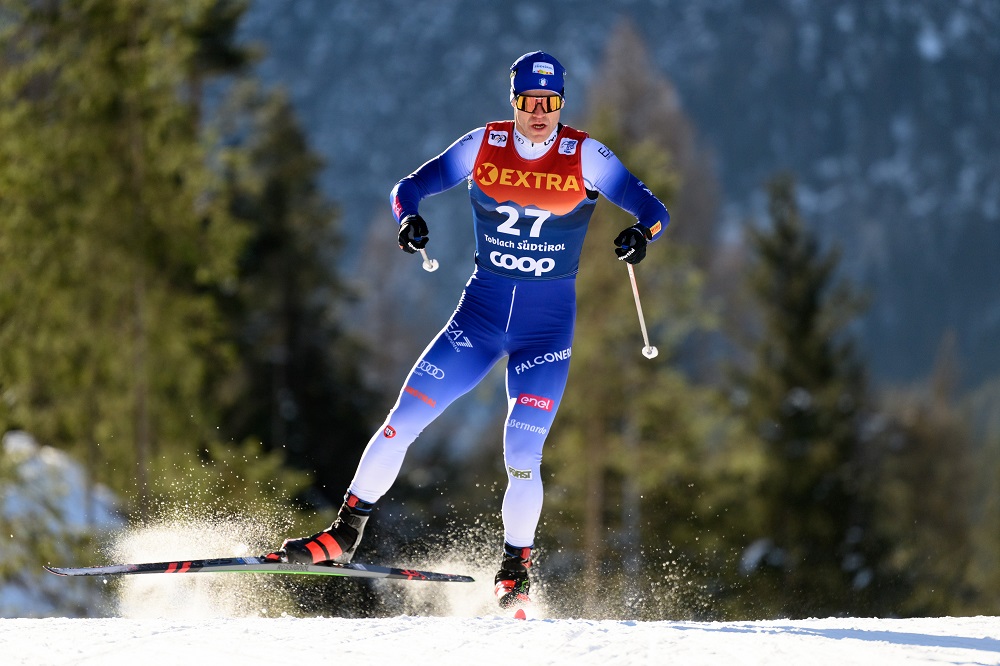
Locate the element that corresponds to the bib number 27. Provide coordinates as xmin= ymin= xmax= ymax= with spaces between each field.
xmin=495 ymin=206 xmax=551 ymax=237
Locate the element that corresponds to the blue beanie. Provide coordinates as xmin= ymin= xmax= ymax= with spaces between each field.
xmin=509 ymin=51 xmax=566 ymax=97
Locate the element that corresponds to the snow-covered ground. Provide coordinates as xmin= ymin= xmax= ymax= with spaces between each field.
xmin=3 ymin=431 xmax=998 ymax=664
xmin=2 ymin=614 xmax=998 ymax=665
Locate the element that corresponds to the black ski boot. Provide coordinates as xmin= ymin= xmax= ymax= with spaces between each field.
xmin=275 ymin=493 xmax=374 ymax=564
xmin=494 ymin=543 xmax=532 ymax=609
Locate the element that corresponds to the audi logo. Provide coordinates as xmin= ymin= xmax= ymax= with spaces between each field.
xmin=417 ymin=360 xmax=445 ymax=379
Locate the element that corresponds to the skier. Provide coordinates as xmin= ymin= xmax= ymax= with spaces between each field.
xmin=270 ymin=51 xmax=669 ymax=609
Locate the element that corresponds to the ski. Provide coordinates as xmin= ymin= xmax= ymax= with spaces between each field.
xmin=43 ymin=556 xmax=474 ymax=583
xmin=512 ymin=604 xmax=532 ymax=620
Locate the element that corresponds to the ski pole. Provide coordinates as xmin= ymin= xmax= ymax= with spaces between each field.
xmin=419 ymin=248 xmax=439 ymax=272
xmin=627 ymin=263 xmax=658 ymax=359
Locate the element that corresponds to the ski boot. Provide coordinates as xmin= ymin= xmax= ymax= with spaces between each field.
xmin=271 ymin=493 xmax=374 ymax=565
xmin=494 ymin=543 xmax=532 ymax=611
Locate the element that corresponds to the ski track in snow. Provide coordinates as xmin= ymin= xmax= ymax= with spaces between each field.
xmin=2 ymin=615 xmax=998 ymax=665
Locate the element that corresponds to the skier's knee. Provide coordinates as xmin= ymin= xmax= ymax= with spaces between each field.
xmin=503 ymin=447 xmax=541 ymax=481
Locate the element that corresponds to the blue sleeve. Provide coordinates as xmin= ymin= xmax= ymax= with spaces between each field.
xmin=580 ymin=138 xmax=670 ymax=240
xmin=390 ymin=129 xmax=484 ymax=222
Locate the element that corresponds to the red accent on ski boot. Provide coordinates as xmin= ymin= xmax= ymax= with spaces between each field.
xmin=278 ymin=493 xmax=373 ymax=564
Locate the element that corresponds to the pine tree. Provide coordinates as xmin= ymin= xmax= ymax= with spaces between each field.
xmin=0 ymin=0 xmax=246 ymax=508
xmin=185 ymin=0 xmax=256 ymax=119
xmin=733 ymin=173 xmax=885 ymax=617
xmin=213 ymin=83 xmax=375 ymax=507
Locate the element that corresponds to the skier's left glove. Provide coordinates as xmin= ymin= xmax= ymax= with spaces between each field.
xmin=398 ymin=214 xmax=429 ymax=254
xmin=614 ymin=224 xmax=652 ymax=264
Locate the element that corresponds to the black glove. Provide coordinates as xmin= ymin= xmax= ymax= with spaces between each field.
xmin=614 ymin=224 xmax=652 ymax=264
xmin=398 ymin=214 xmax=429 ymax=254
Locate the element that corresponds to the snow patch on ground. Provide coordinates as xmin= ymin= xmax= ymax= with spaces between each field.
xmin=2 ymin=615 xmax=998 ymax=665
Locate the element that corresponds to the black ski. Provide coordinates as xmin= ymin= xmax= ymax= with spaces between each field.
xmin=43 ymin=556 xmax=474 ymax=583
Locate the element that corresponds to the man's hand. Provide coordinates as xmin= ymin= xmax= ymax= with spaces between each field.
xmin=614 ymin=224 xmax=652 ymax=264
xmin=398 ymin=214 xmax=429 ymax=254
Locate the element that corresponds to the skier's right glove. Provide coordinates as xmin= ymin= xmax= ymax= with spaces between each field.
xmin=398 ymin=214 xmax=429 ymax=254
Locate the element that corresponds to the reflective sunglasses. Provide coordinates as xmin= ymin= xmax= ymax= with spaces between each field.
xmin=513 ymin=94 xmax=564 ymax=113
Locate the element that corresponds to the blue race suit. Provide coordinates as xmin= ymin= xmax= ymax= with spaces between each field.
xmin=351 ymin=121 xmax=669 ymax=549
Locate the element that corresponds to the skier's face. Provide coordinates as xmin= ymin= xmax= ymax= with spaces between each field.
xmin=512 ymin=90 xmax=562 ymax=143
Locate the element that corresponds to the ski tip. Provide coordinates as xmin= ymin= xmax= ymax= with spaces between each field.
xmin=43 ymin=566 xmax=67 ymax=576
xmin=513 ymin=608 xmax=527 ymax=620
